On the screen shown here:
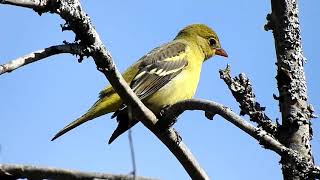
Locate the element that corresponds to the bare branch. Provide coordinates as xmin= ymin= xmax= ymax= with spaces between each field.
xmin=159 ymin=99 xmax=284 ymax=154
xmin=0 ymin=43 xmax=87 ymax=75
xmin=0 ymin=0 xmax=209 ymax=179
xmin=0 ymin=0 xmax=56 ymax=15
xmin=158 ymin=99 xmax=320 ymax=179
xmin=266 ymin=0 xmax=314 ymax=179
xmin=0 ymin=163 xmax=158 ymax=180
xmin=0 ymin=0 xmax=46 ymax=9
xmin=219 ymin=65 xmax=278 ymax=136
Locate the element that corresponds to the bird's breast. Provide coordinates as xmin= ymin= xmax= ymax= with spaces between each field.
xmin=144 ymin=52 xmax=204 ymax=114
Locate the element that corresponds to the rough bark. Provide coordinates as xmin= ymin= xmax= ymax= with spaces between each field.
xmin=265 ymin=0 xmax=315 ymax=179
xmin=219 ymin=65 xmax=278 ymax=136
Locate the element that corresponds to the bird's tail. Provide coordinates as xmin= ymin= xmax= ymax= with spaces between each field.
xmin=51 ymin=92 xmax=121 ymax=141
xmin=51 ymin=112 xmax=96 ymax=141
xmin=108 ymin=108 xmax=139 ymax=144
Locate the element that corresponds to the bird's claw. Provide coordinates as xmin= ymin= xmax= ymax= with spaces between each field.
xmin=156 ymin=105 xmax=178 ymax=131
xmin=159 ymin=105 xmax=170 ymax=117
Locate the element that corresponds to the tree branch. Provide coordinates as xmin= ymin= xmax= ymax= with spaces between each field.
xmin=0 ymin=0 xmax=209 ymax=179
xmin=0 ymin=164 xmax=158 ymax=180
xmin=158 ymin=98 xmax=320 ymax=179
xmin=0 ymin=0 xmax=47 ymax=9
xmin=0 ymin=43 xmax=88 ymax=75
xmin=219 ymin=65 xmax=278 ymax=136
xmin=265 ymin=0 xmax=315 ymax=179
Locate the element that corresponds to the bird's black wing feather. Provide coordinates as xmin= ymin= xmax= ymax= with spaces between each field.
xmin=109 ymin=42 xmax=188 ymax=144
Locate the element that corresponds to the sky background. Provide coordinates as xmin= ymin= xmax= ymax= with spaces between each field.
xmin=0 ymin=1 xmax=319 ymax=179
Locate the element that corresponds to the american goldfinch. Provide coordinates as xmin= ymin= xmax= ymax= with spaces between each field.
xmin=52 ymin=24 xmax=228 ymax=144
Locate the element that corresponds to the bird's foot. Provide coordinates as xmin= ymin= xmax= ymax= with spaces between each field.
xmin=157 ymin=105 xmax=178 ymax=131
xmin=159 ymin=105 xmax=171 ymax=117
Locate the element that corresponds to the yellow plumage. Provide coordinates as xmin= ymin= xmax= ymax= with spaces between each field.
xmin=52 ymin=24 xmax=228 ymax=143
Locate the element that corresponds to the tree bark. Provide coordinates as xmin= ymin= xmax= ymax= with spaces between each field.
xmin=266 ymin=0 xmax=314 ymax=179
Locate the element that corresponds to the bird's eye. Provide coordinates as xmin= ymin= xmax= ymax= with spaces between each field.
xmin=209 ymin=38 xmax=217 ymax=47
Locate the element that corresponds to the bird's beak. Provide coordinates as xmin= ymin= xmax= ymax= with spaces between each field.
xmin=215 ymin=48 xmax=228 ymax=58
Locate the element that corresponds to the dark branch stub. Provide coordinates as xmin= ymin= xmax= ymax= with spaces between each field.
xmin=205 ymin=111 xmax=216 ymax=120
xmin=219 ymin=65 xmax=278 ymax=136
xmin=60 ymin=22 xmax=72 ymax=31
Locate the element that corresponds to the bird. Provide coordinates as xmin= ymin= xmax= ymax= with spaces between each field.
xmin=51 ymin=24 xmax=228 ymax=144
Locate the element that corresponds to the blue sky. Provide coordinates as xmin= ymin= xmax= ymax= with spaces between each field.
xmin=0 ymin=0 xmax=319 ymax=179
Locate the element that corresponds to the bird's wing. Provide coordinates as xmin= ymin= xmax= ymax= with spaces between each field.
xmin=130 ymin=41 xmax=188 ymax=100
xmin=111 ymin=41 xmax=188 ymax=118
xmin=108 ymin=41 xmax=188 ymax=144
xmin=98 ymin=42 xmax=172 ymax=99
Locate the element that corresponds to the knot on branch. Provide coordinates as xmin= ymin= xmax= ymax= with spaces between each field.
xmin=219 ymin=65 xmax=278 ymax=136
xmin=308 ymin=104 xmax=318 ymax=119
xmin=60 ymin=22 xmax=72 ymax=31
xmin=34 ymin=0 xmax=61 ymax=15
xmin=264 ymin=13 xmax=275 ymax=31
xmin=205 ymin=111 xmax=216 ymax=120
xmin=61 ymin=41 xmax=93 ymax=62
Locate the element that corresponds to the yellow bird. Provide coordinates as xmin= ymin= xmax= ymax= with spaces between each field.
xmin=52 ymin=24 xmax=228 ymax=144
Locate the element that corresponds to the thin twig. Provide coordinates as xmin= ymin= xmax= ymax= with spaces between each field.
xmin=128 ymin=129 xmax=137 ymax=180
xmin=0 ymin=164 xmax=157 ymax=180
xmin=128 ymin=107 xmax=137 ymax=180
xmin=0 ymin=43 xmax=87 ymax=75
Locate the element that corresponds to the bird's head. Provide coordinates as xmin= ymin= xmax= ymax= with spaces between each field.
xmin=175 ymin=24 xmax=228 ymax=60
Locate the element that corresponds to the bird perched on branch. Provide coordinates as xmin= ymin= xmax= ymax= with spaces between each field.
xmin=51 ymin=24 xmax=228 ymax=144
